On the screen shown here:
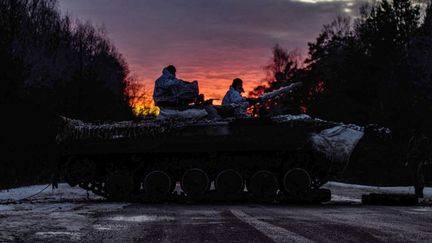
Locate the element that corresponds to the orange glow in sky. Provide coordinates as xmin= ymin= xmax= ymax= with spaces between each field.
xmin=135 ymin=63 xmax=267 ymax=105
xmin=118 ymin=43 xmax=274 ymax=105
xmin=58 ymin=0 xmax=366 ymax=105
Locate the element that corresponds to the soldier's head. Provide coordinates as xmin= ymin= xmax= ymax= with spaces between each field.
xmin=275 ymin=72 xmax=284 ymax=82
xmin=166 ymin=65 xmax=176 ymax=76
xmin=232 ymin=78 xmax=244 ymax=93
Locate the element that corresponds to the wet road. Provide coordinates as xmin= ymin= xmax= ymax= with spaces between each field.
xmin=1 ymin=183 xmax=431 ymax=243
xmin=84 ymin=204 xmax=432 ymax=243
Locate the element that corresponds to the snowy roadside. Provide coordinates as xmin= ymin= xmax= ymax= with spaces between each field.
xmin=323 ymin=181 xmax=432 ymax=204
xmin=326 ymin=181 xmax=432 ymax=196
xmin=0 ymin=183 xmax=103 ymax=203
xmin=0 ymin=184 xmax=127 ymax=242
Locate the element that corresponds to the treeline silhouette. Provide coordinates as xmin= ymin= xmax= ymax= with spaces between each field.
xmin=0 ymin=0 xmax=132 ymax=189
xmin=253 ymin=0 xmax=432 ymax=185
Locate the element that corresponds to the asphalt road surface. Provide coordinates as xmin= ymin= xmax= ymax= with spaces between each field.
xmin=0 ymin=183 xmax=431 ymax=243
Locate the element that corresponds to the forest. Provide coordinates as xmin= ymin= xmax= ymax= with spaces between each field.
xmin=0 ymin=0 xmax=132 ymax=188
xmin=253 ymin=0 xmax=432 ymax=184
xmin=1 ymin=0 xmax=431 ymax=188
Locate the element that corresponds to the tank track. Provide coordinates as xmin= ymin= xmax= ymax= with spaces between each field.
xmin=61 ymin=150 xmax=334 ymax=204
xmin=78 ymin=183 xmax=331 ymax=204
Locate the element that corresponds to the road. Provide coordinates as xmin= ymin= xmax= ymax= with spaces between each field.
xmin=0 ymin=183 xmax=431 ymax=243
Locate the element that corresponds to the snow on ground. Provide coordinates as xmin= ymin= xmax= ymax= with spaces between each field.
xmin=0 ymin=205 xmax=14 ymax=211
xmin=327 ymin=181 xmax=432 ymax=196
xmin=0 ymin=184 xmax=127 ymax=242
xmin=323 ymin=181 xmax=432 ymax=204
xmin=0 ymin=183 xmax=102 ymax=202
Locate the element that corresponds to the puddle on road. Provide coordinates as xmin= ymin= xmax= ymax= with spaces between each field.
xmin=108 ymin=215 xmax=174 ymax=222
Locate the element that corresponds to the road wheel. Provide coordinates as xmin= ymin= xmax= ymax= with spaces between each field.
xmin=106 ymin=170 xmax=134 ymax=200
xmin=143 ymin=170 xmax=173 ymax=197
xmin=181 ymin=168 xmax=210 ymax=197
xmin=282 ymin=168 xmax=311 ymax=196
xmin=248 ymin=170 xmax=278 ymax=203
xmin=215 ymin=169 xmax=244 ymax=195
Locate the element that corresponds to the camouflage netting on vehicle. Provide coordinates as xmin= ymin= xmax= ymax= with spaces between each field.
xmin=271 ymin=114 xmax=364 ymax=131
xmin=56 ymin=114 xmax=317 ymax=144
xmin=56 ymin=116 xmax=220 ymax=143
xmin=273 ymin=114 xmax=366 ymax=163
xmin=57 ymin=114 xmax=389 ymax=167
xmin=56 ymin=114 xmax=316 ymax=144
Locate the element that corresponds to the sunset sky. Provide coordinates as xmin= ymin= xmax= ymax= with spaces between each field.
xmin=58 ymin=0 xmax=370 ymax=102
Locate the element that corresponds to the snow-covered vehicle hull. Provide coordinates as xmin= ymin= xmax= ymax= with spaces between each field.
xmin=56 ymin=114 xmax=383 ymax=203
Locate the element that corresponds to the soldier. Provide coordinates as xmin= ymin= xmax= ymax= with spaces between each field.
xmin=153 ymin=65 xmax=203 ymax=107
xmin=406 ymin=128 xmax=431 ymax=198
xmin=222 ymin=78 xmax=259 ymax=118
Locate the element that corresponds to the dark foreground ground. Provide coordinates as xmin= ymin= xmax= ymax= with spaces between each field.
xmin=0 ymin=183 xmax=431 ymax=243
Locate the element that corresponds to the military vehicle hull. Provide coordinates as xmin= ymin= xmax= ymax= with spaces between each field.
xmin=56 ymin=115 xmax=375 ymax=203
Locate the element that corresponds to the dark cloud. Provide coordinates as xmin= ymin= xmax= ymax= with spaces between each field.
xmin=58 ymin=0 xmax=370 ymax=101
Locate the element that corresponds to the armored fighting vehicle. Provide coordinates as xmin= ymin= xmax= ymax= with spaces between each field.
xmin=55 ymin=111 xmax=389 ymax=203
